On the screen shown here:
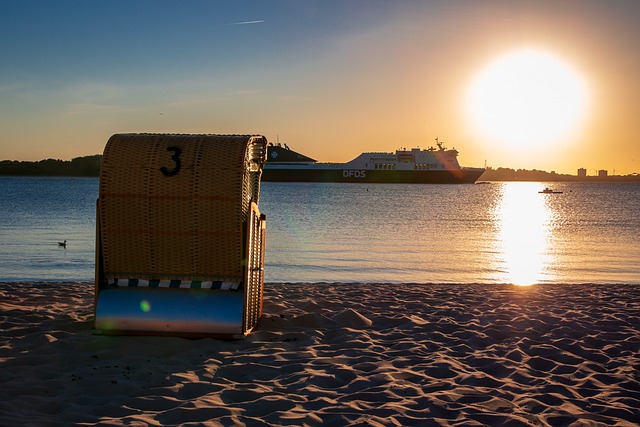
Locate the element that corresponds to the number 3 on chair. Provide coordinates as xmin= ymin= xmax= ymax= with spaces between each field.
xmin=160 ymin=146 xmax=182 ymax=177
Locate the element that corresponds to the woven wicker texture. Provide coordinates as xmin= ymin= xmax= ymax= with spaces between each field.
xmin=243 ymin=204 xmax=266 ymax=331
xmin=98 ymin=134 xmax=266 ymax=281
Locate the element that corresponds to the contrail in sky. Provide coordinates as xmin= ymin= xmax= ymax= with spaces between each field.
xmin=228 ymin=20 xmax=265 ymax=25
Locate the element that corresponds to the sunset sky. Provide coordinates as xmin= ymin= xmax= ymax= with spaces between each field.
xmin=2 ymin=1 xmax=640 ymax=175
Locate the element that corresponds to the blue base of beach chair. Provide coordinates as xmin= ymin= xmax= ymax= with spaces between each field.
xmin=93 ymin=287 xmax=247 ymax=339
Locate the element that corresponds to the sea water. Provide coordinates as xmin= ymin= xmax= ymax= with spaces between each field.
xmin=1 ymin=176 xmax=639 ymax=284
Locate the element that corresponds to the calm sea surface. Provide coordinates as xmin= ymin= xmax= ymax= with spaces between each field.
xmin=1 ymin=177 xmax=639 ymax=284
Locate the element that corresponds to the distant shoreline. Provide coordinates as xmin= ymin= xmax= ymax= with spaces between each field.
xmin=2 ymin=155 xmax=640 ymax=182
xmin=0 ymin=155 xmax=101 ymax=177
xmin=479 ymin=168 xmax=640 ymax=182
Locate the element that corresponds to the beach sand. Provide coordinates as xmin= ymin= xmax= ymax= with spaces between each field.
xmin=0 ymin=282 xmax=638 ymax=426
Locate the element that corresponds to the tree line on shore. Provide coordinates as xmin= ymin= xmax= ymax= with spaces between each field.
xmin=0 ymin=155 xmax=102 ymax=177
xmin=1 ymin=155 xmax=639 ymax=181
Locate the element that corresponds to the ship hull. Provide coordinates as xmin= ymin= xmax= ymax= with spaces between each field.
xmin=262 ymin=167 xmax=484 ymax=184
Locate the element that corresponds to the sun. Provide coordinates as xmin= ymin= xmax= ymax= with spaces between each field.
xmin=466 ymin=49 xmax=589 ymax=149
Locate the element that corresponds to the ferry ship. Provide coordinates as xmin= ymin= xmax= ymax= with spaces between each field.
xmin=262 ymin=139 xmax=485 ymax=184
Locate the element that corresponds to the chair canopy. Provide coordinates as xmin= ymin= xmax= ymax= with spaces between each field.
xmin=98 ymin=133 xmax=267 ymax=283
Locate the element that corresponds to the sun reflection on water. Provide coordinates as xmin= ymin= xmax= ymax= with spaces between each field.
xmin=495 ymin=182 xmax=555 ymax=286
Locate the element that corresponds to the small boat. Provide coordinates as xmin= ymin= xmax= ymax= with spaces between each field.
xmin=539 ymin=187 xmax=563 ymax=194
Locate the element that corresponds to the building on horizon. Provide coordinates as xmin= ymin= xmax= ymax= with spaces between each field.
xmin=598 ymin=169 xmax=608 ymax=178
xmin=577 ymin=168 xmax=587 ymax=177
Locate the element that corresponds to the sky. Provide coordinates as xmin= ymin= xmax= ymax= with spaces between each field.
xmin=1 ymin=0 xmax=640 ymax=175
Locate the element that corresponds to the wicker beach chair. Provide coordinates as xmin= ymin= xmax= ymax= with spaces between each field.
xmin=93 ymin=134 xmax=267 ymax=338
